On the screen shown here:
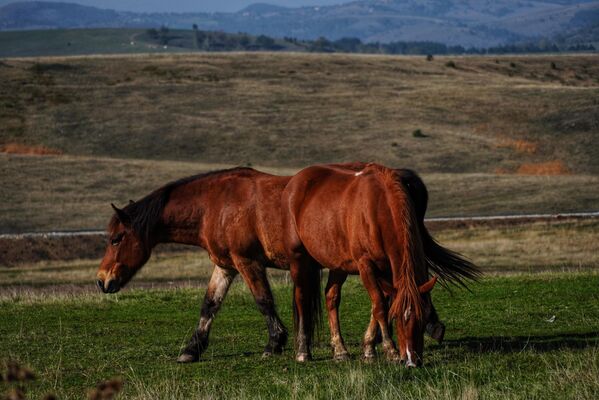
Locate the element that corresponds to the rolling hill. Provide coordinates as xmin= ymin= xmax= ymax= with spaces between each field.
xmin=1 ymin=52 xmax=598 ymax=231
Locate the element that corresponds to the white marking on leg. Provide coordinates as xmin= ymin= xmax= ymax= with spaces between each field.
xmin=406 ymin=348 xmax=416 ymax=367
xmin=198 ymin=316 xmax=212 ymax=332
xmin=355 ymin=171 xmax=364 ymax=176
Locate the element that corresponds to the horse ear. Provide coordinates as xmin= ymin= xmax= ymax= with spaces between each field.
xmin=418 ymin=276 xmax=438 ymax=294
xmin=111 ymin=203 xmax=131 ymax=226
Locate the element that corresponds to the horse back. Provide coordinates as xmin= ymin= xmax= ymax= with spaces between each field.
xmin=282 ymin=164 xmax=395 ymax=272
xmin=177 ymin=168 xmax=289 ymax=269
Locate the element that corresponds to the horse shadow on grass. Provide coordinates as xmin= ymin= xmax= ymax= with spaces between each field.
xmin=434 ymin=331 xmax=599 ymax=354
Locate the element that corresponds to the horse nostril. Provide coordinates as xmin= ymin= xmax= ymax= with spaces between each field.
xmin=97 ymin=279 xmax=105 ymax=291
xmin=106 ymin=279 xmax=119 ymax=293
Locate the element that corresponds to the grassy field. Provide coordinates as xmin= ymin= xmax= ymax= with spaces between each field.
xmin=1 ymin=154 xmax=598 ymax=233
xmin=1 ymin=209 xmax=598 ymax=398
xmin=1 ymin=47 xmax=598 ymax=400
xmin=2 ymin=218 xmax=597 ymax=287
xmin=1 ymin=273 xmax=599 ymax=399
xmin=1 ymin=52 xmax=598 ymax=233
xmin=0 ymin=29 xmax=188 ymax=58
xmin=1 ymin=53 xmax=598 ymax=174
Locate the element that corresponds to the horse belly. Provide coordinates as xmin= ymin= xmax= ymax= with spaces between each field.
xmin=297 ymin=208 xmax=358 ymax=273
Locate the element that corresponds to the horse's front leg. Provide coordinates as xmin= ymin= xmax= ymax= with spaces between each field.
xmin=325 ymin=270 xmax=350 ymax=361
xmin=358 ymin=259 xmax=401 ymax=362
xmin=177 ymin=265 xmax=237 ymax=363
xmin=234 ymin=257 xmax=288 ymax=357
xmin=362 ymin=312 xmax=379 ymax=361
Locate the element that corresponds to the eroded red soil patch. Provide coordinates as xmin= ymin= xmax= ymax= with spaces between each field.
xmin=0 ymin=143 xmax=62 ymax=156
xmin=516 ymin=160 xmax=570 ymax=175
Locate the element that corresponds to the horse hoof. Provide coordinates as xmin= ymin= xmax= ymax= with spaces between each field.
xmin=333 ymin=352 xmax=350 ymax=362
xmin=433 ymin=325 xmax=445 ymax=344
xmin=362 ymin=355 xmax=376 ymax=364
xmin=296 ymin=353 xmax=312 ymax=362
xmin=262 ymin=351 xmax=273 ymax=358
xmin=405 ymin=360 xmax=417 ymax=368
xmin=177 ymin=353 xmax=199 ymax=363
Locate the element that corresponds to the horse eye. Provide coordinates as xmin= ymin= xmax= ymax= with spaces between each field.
xmin=111 ymin=233 xmax=124 ymax=246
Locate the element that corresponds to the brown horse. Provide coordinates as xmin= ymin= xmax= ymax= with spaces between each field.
xmin=324 ymin=166 xmax=477 ymax=361
xmin=97 ymin=164 xmax=476 ymax=362
xmin=282 ymin=163 xmax=442 ymax=366
xmin=97 ymin=168 xmax=292 ymax=362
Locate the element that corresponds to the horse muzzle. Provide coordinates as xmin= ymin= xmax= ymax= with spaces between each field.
xmin=97 ymin=278 xmax=121 ymax=294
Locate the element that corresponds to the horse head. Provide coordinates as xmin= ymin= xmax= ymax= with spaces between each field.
xmin=396 ymin=275 xmax=438 ymax=367
xmin=96 ymin=203 xmax=152 ymax=294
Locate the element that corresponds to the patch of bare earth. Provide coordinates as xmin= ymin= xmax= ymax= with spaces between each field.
xmin=0 ymin=143 xmax=62 ymax=156
xmin=496 ymin=138 xmax=538 ymax=154
xmin=516 ymin=160 xmax=570 ymax=175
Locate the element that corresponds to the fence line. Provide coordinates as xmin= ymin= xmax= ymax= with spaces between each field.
xmin=2 ymin=211 xmax=598 ymax=240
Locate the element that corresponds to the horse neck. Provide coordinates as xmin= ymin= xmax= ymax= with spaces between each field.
xmin=156 ymin=186 xmax=206 ymax=247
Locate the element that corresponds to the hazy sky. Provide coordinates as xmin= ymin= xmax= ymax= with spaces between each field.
xmin=1 ymin=0 xmax=350 ymax=12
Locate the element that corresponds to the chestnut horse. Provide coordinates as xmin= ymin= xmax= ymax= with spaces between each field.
xmin=97 ymin=167 xmax=291 ymax=362
xmin=282 ymin=163 xmax=441 ymax=366
xmin=322 ymin=165 xmax=477 ymax=361
xmin=97 ymin=165 xmax=477 ymax=362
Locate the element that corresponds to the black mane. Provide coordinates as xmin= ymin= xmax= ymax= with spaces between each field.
xmin=109 ymin=167 xmax=253 ymax=246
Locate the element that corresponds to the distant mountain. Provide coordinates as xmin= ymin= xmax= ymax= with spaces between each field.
xmin=1 ymin=0 xmax=598 ymax=47
xmin=0 ymin=1 xmax=122 ymax=29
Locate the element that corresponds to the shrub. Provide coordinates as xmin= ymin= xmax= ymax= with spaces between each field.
xmin=412 ymin=129 xmax=427 ymax=138
xmin=445 ymin=60 xmax=456 ymax=68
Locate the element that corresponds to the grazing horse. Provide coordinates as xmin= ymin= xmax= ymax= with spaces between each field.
xmin=96 ymin=164 xmax=476 ymax=362
xmin=324 ymin=166 xmax=477 ymax=361
xmin=282 ymin=163 xmax=441 ymax=366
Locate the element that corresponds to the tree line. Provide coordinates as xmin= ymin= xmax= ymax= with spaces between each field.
xmin=146 ymin=26 xmax=596 ymax=55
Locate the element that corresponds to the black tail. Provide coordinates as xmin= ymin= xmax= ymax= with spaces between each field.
xmin=395 ymin=168 xmax=481 ymax=288
xmin=292 ymin=260 xmax=322 ymax=349
xmin=421 ymin=222 xmax=481 ymax=288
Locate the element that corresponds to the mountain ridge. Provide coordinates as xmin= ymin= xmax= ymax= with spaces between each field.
xmin=1 ymin=0 xmax=598 ymax=47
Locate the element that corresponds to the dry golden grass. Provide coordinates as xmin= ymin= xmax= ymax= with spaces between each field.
xmin=434 ymin=219 xmax=599 ymax=273
xmin=1 ymin=154 xmax=598 ymax=232
xmin=1 ymin=53 xmax=597 ymax=174
xmin=1 ymin=53 xmax=597 ymax=234
xmin=1 ymin=219 xmax=596 ymax=299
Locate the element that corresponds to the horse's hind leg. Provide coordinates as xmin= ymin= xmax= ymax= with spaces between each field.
xmin=178 ymin=265 xmax=237 ymax=363
xmin=426 ymin=302 xmax=445 ymax=343
xmin=325 ymin=270 xmax=350 ymax=361
xmin=235 ymin=257 xmax=288 ymax=357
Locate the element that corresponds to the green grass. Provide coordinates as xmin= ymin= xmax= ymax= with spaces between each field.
xmin=1 ymin=273 xmax=599 ymax=399
xmin=0 ymin=29 xmax=188 ymax=58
